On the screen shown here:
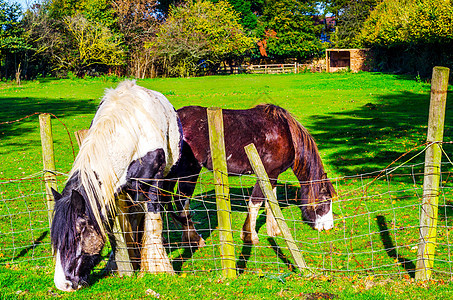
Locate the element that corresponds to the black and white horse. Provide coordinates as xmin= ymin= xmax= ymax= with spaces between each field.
xmin=51 ymin=80 xmax=182 ymax=291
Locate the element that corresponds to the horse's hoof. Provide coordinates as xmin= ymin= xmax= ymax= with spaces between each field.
xmin=267 ymin=226 xmax=282 ymax=237
xmin=182 ymin=232 xmax=205 ymax=248
xmin=241 ymin=231 xmax=259 ymax=245
xmin=197 ymin=237 xmax=206 ymax=248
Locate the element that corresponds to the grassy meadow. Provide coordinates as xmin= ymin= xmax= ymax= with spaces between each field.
xmin=1 ymin=72 xmax=453 ymax=299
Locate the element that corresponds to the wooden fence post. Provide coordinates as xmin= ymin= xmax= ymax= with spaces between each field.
xmin=207 ymin=107 xmax=237 ymax=279
xmin=415 ymin=66 xmax=450 ymax=281
xmin=245 ymin=143 xmax=310 ymax=274
xmin=74 ymin=130 xmax=133 ymax=276
xmin=325 ymin=50 xmax=330 ymax=73
xmin=39 ymin=114 xmax=57 ymax=227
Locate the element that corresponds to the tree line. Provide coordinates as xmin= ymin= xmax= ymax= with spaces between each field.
xmin=2 ymin=0 xmax=452 ymax=80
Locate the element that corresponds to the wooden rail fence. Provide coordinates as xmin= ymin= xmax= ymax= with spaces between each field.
xmin=248 ymin=63 xmax=298 ymax=74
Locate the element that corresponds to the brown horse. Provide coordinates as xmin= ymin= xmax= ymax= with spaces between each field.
xmin=163 ymin=104 xmax=335 ymax=246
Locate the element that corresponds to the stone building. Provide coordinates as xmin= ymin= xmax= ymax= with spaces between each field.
xmin=326 ymin=49 xmax=371 ymax=72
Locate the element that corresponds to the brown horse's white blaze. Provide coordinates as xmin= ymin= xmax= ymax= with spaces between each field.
xmin=167 ymin=104 xmax=336 ymax=247
xmin=314 ymin=201 xmax=334 ymax=231
xmin=51 ymin=80 xmax=182 ymax=291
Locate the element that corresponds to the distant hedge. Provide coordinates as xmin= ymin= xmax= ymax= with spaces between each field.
xmin=359 ymin=0 xmax=453 ymax=76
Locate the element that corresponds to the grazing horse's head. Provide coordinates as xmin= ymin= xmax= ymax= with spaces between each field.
xmin=51 ymin=183 xmax=105 ymax=292
xmin=300 ymin=173 xmax=335 ymax=231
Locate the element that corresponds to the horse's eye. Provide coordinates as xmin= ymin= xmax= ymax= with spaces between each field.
xmin=78 ymin=218 xmax=87 ymax=226
xmin=76 ymin=217 xmax=87 ymax=233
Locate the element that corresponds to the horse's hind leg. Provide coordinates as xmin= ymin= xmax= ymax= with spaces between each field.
xmin=164 ymin=141 xmax=205 ymax=247
xmin=174 ymin=175 xmax=205 ymax=247
xmin=241 ymin=182 xmax=263 ymax=245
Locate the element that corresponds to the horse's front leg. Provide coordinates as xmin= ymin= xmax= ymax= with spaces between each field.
xmin=163 ymin=142 xmax=205 ymax=248
xmin=141 ymin=208 xmax=174 ymax=273
xmin=140 ymin=181 xmax=174 ymax=274
xmin=131 ymin=149 xmax=174 ymax=274
xmin=241 ymin=182 xmax=263 ymax=245
xmin=106 ymin=194 xmax=143 ymax=273
xmin=241 ymin=181 xmax=282 ymax=244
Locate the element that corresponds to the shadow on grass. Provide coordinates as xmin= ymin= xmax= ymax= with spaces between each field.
xmin=267 ymin=237 xmax=298 ymax=272
xmin=0 ymin=95 xmax=98 ymax=152
xmin=165 ymin=184 xmax=302 ymax=271
xmin=376 ymin=215 xmax=416 ymax=278
xmin=172 ymin=247 xmax=201 ymax=273
xmin=12 ymin=231 xmax=49 ymax=261
xmin=309 ymin=89 xmax=453 ymax=176
xmin=238 ymin=237 xmax=299 ymax=275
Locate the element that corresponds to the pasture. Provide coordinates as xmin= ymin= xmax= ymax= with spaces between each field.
xmin=1 ymin=72 xmax=453 ymax=299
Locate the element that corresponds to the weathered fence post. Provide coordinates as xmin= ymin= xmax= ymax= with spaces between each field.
xmin=39 ymin=114 xmax=57 ymax=227
xmin=245 ymin=143 xmax=310 ymax=274
xmin=325 ymin=50 xmax=330 ymax=73
xmin=415 ymin=66 xmax=450 ymax=281
xmin=74 ymin=130 xmax=133 ymax=276
xmin=207 ymin=107 xmax=237 ymax=278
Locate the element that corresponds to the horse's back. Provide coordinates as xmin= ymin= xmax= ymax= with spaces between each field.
xmin=75 ymin=81 xmax=181 ymax=195
xmin=97 ymin=80 xmax=180 ymax=162
xmin=177 ymin=105 xmax=294 ymax=175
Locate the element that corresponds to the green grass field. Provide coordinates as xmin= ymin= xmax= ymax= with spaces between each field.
xmin=1 ymin=72 xmax=453 ymax=299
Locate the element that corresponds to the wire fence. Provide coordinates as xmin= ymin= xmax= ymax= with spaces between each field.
xmin=1 ymin=155 xmax=453 ymax=279
xmin=0 ymin=172 xmax=51 ymax=265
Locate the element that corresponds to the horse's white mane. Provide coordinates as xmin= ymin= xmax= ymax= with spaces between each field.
xmin=69 ymin=80 xmax=180 ymax=233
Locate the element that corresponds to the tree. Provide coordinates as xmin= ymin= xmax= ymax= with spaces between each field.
xmin=22 ymin=2 xmax=64 ymax=77
xmin=62 ymin=14 xmax=125 ymax=74
xmin=47 ymin=0 xmax=116 ymax=27
xmin=259 ymin=0 xmax=324 ymax=60
xmin=113 ymin=0 xmax=160 ymax=78
xmin=24 ymin=0 xmax=124 ymax=76
xmin=322 ymin=0 xmax=352 ymax=17
xmin=359 ymin=0 xmax=453 ymax=47
xmin=358 ymin=0 xmax=453 ymax=75
xmin=212 ymin=0 xmax=259 ymax=31
xmin=329 ymin=0 xmax=381 ymax=48
xmin=152 ymin=0 xmax=254 ymax=77
xmin=0 ymin=0 xmax=30 ymax=79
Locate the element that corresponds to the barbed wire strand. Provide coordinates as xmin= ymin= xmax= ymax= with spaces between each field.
xmin=0 ymin=112 xmax=76 ymax=160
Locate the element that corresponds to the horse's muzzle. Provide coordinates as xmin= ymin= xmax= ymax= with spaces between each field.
xmin=55 ymin=278 xmax=81 ymax=292
xmin=314 ymin=208 xmax=334 ymax=231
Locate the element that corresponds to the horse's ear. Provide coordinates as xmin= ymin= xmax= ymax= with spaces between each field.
xmin=71 ymin=190 xmax=85 ymax=214
xmin=51 ymin=188 xmax=62 ymax=201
